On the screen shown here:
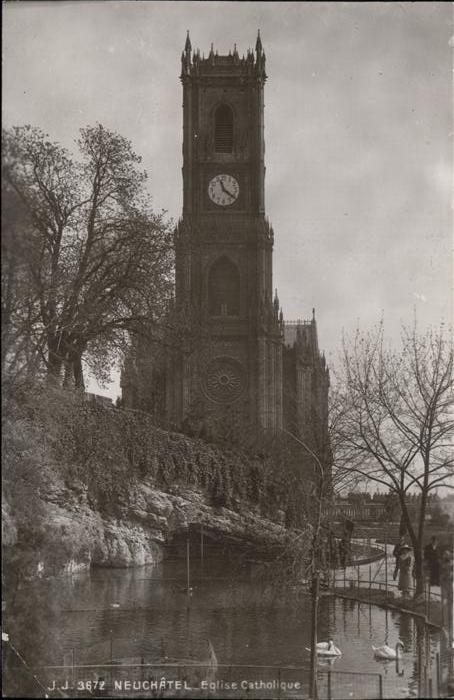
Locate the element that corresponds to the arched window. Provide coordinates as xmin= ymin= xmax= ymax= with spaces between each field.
xmin=214 ymin=104 xmax=233 ymax=153
xmin=208 ymin=256 xmax=240 ymax=316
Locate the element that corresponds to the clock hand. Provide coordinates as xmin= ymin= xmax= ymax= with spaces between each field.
xmin=219 ymin=180 xmax=236 ymax=199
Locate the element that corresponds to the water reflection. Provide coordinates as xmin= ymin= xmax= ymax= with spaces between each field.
xmin=4 ymin=542 xmax=443 ymax=698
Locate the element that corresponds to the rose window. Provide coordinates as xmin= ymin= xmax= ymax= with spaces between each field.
xmin=203 ymin=357 xmax=246 ymax=403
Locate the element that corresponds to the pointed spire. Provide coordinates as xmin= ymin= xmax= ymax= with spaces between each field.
xmin=181 ymin=30 xmax=192 ymax=77
xmin=254 ymin=30 xmax=266 ymax=80
xmin=256 ymin=29 xmax=263 ymax=54
xmin=184 ymin=30 xmax=192 ymax=54
xmin=312 ymin=307 xmax=316 ymax=321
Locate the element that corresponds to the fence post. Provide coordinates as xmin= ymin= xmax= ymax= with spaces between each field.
xmin=327 ymin=669 xmax=332 ymax=700
xmin=384 ymin=534 xmax=388 ymax=595
xmin=186 ymin=535 xmax=190 ymax=596
xmin=441 ymin=587 xmax=445 ymax=628
xmin=277 ymin=667 xmax=281 ymax=700
xmin=328 ymin=543 xmax=331 ymax=589
xmin=200 ymin=523 xmax=204 ymax=570
xmin=357 ymin=565 xmax=360 ymax=590
xmin=343 ymin=566 xmax=346 ymax=589
xmin=379 ymin=673 xmax=384 ymax=699
xmin=436 ymin=652 xmax=440 ymax=696
xmin=71 ymin=648 xmax=75 ymax=688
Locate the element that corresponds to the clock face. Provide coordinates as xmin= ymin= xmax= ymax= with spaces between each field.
xmin=208 ymin=174 xmax=239 ymax=207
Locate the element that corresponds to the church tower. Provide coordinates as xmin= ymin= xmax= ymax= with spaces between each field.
xmin=121 ymin=32 xmax=330 ymax=459
xmin=167 ymin=32 xmax=284 ymax=436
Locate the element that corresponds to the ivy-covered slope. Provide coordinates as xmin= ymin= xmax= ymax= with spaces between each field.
xmin=2 ymin=385 xmax=311 ymax=578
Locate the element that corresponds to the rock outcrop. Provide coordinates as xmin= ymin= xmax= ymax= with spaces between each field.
xmin=4 ymin=476 xmax=295 ymax=578
xmin=2 ymin=388 xmax=309 ymax=581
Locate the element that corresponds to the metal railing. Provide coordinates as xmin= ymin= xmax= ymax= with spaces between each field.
xmin=331 ymin=568 xmax=442 ymax=597
xmin=327 ymin=563 xmax=445 ymax=629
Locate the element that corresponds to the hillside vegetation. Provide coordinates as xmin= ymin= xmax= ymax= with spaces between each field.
xmin=2 ymin=383 xmax=313 ymax=582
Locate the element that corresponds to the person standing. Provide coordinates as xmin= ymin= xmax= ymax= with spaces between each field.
xmin=397 ymin=544 xmax=412 ymax=597
xmin=423 ymin=536 xmax=441 ymax=586
xmin=393 ymin=535 xmax=406 ymax=581
xmin=329 ymin=530 xmax=339 ymax=569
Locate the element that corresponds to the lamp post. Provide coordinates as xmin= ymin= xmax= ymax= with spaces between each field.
xmin=186 ymin=528 xmax=191 ymax=597
xmin=283 ymin=429 xmax=326 ymax=700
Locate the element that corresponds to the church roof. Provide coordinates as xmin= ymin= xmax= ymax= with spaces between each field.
xmin=283 ymin=315 xmax=328 ymax=374
xmin=284 ymin=320 xmax=314 ymax=348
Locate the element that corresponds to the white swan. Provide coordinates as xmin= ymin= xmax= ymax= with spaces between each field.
xmin=372 ymin=640 xmax=404 ymax=660
xmin=305 ymin=640 xmax=342 ymax=657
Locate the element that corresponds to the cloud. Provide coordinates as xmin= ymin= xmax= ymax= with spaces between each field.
xmin=3 ymin=1 xmax=452 ymax=372
xmin=427 ymin=160 xmax=453 ymax=197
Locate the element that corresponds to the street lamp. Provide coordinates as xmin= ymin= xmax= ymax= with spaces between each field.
xmin=283 ymin=429 xmax=326 ymax=700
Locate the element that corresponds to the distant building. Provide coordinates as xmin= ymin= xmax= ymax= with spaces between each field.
xmin=122 ymin=33 xmax=330 ymax=459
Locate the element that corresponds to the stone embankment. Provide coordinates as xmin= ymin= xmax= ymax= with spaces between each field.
xmin=3 ymin=478 xmax=296 ymax=578
xmin=41 ymin=481 xmax=292 ymax=574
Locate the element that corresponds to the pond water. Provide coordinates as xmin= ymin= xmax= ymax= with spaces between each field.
xmin=4 ymin=537 xmax=443 ymax=699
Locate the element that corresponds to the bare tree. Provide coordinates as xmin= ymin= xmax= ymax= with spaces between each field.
xmin=334 ymin=322 xmax=454 ymax=596
xmin=2 ymin=124 xmax=174 ymax=387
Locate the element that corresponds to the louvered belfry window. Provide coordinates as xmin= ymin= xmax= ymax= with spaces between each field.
xmin=214 ymin=104 xmax=233 ymax=153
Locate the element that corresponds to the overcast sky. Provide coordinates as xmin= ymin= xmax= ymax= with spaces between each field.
xmin=3 ymin=1 xmax=453 ymax=396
